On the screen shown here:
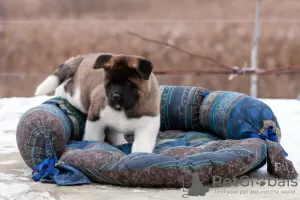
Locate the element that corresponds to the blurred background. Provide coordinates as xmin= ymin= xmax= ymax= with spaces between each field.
xmin=1 ymin=0 xmax=300 ymax=98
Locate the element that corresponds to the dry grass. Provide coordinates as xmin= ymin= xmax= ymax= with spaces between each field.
xmin=1 ymin=0 xmax=300 ymax=98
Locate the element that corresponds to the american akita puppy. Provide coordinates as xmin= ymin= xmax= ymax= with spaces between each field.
xmin=34 ymin=53 xmax=161 ymax=153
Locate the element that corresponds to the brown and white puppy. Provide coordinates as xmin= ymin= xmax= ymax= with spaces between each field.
xmin=34 ymin=53 xmax=160 ymax=153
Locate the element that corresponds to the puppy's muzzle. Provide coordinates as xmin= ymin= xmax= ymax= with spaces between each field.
xmin=112 ymin=93 xmax=122 ymax=104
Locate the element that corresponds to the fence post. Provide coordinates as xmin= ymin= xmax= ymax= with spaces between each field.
xmin=250 ymin=0 xmax=262 ymax=98
xmin=0 ymin=1 xmax=5 ymax=97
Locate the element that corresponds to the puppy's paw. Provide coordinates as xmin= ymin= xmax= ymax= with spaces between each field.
xmin=131 ymin=130 xmax=158 ymax=153
xmin=131 ymin=115 xmax=160 ymax=153
xmin=131 ymin=141 xmax=154 ymax=153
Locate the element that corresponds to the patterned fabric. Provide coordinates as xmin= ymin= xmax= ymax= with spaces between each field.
xmin=43 ymin=97 xmax=87 ymax=141
xmin=265 ymin=140 xmax=298 ymax=179
xmin=159 ymin=85 xmax=210 ymax=132
xmin=199 ymin=91 xmax=282 ymax=142
xmin=16 ymin=87 xmax=298 ymax=188
xmin=59 ymin=132 xmax=267 ymax=187
xmin=16 ymin=97 xmax=86 ymax=169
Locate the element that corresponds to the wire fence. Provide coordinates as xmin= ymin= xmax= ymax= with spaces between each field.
xmin=2 ymin=1 xmax=300 ymax=98
xmin=1 ymin=29 xmax=300 ymax=78
xmin=3 ymin=19 xmax=300 ymax=25
xmin=4 ymin=19 xmax=300 ymax=23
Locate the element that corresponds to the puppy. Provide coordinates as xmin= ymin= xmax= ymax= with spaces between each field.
xmin=34 ymin=53 xmax=161 ymax=153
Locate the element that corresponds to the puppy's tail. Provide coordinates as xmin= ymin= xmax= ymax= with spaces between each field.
xmin=34 ymin=55 xmax=85 ymax=96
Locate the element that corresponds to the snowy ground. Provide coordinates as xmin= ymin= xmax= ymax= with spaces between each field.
xmin=0 ymin=96 xmax=299 ymax=200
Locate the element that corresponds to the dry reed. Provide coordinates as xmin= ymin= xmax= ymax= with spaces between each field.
xmin=1 ymin=0 xmax=300 ymax=98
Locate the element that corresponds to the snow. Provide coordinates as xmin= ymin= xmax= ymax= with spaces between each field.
xmin=0 ymin=96 xmax=50 ymax=154
xmin=0 ymin=96 xmax=299 ymax=199
xmin=260 ymin=99 xmax=300 ymax=170
xmin=131 ymin=189 xmax=147 ymax=193
xmin=0 ymin=172 xmax=16 ymax=181
xmin=0 ymin=160 xmax=18 ymax=165
xmin=0 ymin=183 xmax=30 ymax=198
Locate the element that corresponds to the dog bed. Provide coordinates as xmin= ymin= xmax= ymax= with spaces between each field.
xmin=16 ymin=85 xmax=298 ymax=187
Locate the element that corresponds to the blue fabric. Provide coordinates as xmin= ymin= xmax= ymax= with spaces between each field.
xmin=31 ymin=135 xmax=92 ymax=185
xmin=199 ymin=91 xmax=287 ymax=157
xmin=32 ymin=155 xmax=58 ymax=182
xmin=155 ymin=140 xmax=191 ymax=149
xmin=116 ymin=143 xmax=132 ymax=155
xmin=248 ymin=126 xmax=288 ymax=157
xmin=40 ymin=163 xmax=91 ymax=186
xmin=32 ymin=155 xmax=91 ymax=186
xmin=110 ymin=153 xmax=178 ymax=170
xmin=68 ymin=140 xmax=124 ymax=152
xmin=202 ymin=91 xmax=210 ymax=98
xmin=159 ymin=85 xmax=210 ymax=131
xmin=115 ymin=131 xmax=222 ymax=154
xmin=67 ymin=140 xmax=96 ymax=149
xmin=226 ymin=96 xmax=281 ymax=141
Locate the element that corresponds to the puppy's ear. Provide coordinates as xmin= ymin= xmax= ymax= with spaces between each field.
xmin=93 ymin=54 xmax=113 ymax=69
xmin=137 ymin=59 xmax=153 ymax=80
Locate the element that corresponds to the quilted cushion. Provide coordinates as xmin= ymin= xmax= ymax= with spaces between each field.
xmin=16 ymin=85 xmax=298 ymax=187
xmin=59 ymin=132 xmax=267 ymax=187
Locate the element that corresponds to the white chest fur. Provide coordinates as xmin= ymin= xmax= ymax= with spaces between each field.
xmin=84 ymin=105 xmax=160 ymax=153
xmin=100 ymin=106 xmax=159 ymax=133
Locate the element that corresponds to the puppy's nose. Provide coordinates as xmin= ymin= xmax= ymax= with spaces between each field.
xmin=112 ymin=94 xmax=121 ymax=102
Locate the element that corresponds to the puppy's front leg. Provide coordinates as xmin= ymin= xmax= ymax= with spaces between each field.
xmin=82 ymin=106 xmax=105 ymax=141
xmin=83 ymin=119 xmax=106 ymax=141
xmin=131 ymin=116 xmax=160 ymax=153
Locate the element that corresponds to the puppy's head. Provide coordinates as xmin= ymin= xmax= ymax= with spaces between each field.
xmin=93 ymin=53 xmax=153 ymax=111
